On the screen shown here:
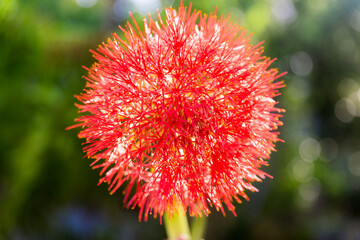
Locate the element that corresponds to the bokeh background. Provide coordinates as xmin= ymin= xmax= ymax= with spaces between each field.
xmin=1 ymin=0 xmax=360 ymax=239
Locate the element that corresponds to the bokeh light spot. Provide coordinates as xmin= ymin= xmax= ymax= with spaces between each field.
xmin=291 ymin=158 xmax=314 ymax=183
xmin=335 ymin=98 xmax=356 ymax=123
xmin=130 ymin=0 xmax=160 ymax=14
xmin=75 ymin=0 xmax=98 ymax=8
xmin=349 ymin=151 xmax=360 ymax=176
xmin=337 ymin=78 xmax=358 ymax=98
xmin=112 ymin=0 xmax=132 ymax=21
xmin=271 ymin=0 xmax=297 ymax=25
xmin=299 ymin=138 xmax=321 ymax=162
xmin=297 ymin=178 xmax=321 ymax=208
xmin=290 ymin=51 xmax=313 ymax=76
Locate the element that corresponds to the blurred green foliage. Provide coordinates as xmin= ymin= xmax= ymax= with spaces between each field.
xmin=1 ymin=0 xmax=360 ymax=239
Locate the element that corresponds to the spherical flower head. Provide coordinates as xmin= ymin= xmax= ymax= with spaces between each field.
xmin=70 ymin=3 xmax=285 ymax=221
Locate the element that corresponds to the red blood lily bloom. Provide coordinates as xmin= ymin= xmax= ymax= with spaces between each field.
xmin=69 ymin=3 xmax=285 ymax=221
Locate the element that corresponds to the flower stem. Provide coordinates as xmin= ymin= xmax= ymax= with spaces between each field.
xmin=164 ymin=206 xmax=191 ymax=240
xmin=191 ymin=216 xmax=207 ymax=240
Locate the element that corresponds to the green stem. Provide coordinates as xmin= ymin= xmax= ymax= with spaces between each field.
xmin=191 ymin=216 xmax=207 ymax=240
xmin=164 ymin=206 xmax=191 ymax=240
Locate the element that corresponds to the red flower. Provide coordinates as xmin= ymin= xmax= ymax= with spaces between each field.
xmin=69 ymin=3 xmax=285 ymax=221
